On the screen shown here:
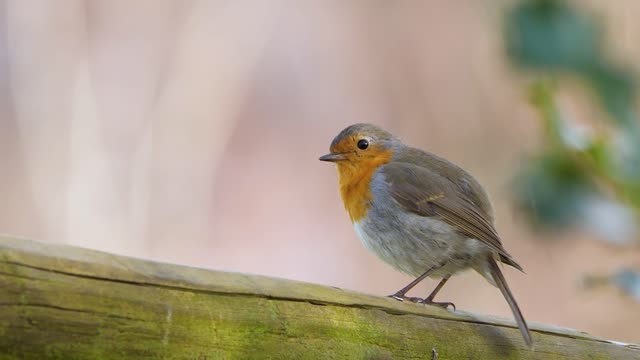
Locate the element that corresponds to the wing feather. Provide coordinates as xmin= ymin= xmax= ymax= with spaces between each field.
xmin=383 ymin=162 xmax=523 ymax=271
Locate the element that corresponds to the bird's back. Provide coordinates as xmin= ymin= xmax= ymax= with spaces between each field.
xmin=380 ymin=145 xmax=523 ymax=272
xmin=390 ymin=146 xmax=495 ymax=222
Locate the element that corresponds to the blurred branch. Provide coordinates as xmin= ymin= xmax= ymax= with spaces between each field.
xmin=582 ymin=267 xmax=640 ymax=301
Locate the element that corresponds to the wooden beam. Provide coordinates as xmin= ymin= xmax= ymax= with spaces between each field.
xmin=0 ymin=236 xmax=638 ymax=359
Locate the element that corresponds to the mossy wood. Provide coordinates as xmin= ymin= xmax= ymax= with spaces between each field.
xmin=0 ymin=236 xmax=638 ymax=359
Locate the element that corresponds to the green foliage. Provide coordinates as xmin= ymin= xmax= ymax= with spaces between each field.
xmin=505 ymin=0 xmax=640 ymax=239
xmin=505 ymin=0 xmax=601 ymax=71
xmin=505 ymin=0 xmax=637 ymax=126
xmin=504 ymin=0 xmax=640 ymax=296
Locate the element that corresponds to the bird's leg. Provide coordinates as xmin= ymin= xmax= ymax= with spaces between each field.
xmin=388 ymin=266 xmax=438 ymax=303
xmin=419 ymin=275 xmax=455 ymax=310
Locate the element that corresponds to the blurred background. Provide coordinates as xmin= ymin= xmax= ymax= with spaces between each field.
xmin=1 ymin=0 xmax=638 ymax=343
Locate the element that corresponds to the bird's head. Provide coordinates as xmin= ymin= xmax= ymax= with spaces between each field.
xmin=319 ymin=123 xmax=397 ymax=169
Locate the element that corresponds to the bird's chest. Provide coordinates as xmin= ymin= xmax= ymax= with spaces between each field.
xmin=351 ymin=186 xmax=484 ymax=277
xmin=337 ymin=164 xmax=378 ymax=223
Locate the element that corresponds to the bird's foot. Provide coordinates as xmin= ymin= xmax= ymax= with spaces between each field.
xmin=387 ymin=294 xmax=424 ymax=303
xmin=388 ymin=293 xmax=455 ymax=310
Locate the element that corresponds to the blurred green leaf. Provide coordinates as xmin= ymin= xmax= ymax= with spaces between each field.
xmin=586 ymin=62 xmax=636 ymax=126
xmin=614 ymin=128 xmax=640 ymax=183
xmin=505 ymin=0 xmax=601 ymax=71
xmin=613 ymin=269 xmax=640 ymax=300
xmin=584 ymin=268 xmax=640 ymax=300
xmin=513 ymin=152 xmax=595 ymax=229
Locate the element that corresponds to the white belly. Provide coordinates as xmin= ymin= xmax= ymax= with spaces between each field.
xmin=353 ymin=215 xmax=489 ymax=278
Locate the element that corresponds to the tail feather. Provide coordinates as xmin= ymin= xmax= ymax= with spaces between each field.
xmin=487 ymin=256 xmax=533 ymax=347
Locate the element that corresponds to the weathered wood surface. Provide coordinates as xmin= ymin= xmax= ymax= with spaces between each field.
xmin=0 ymin=236 xmax=638 ymax=359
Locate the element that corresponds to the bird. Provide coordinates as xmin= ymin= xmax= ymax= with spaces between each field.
xmin=319 ymin=123 xmax=532 ymax=346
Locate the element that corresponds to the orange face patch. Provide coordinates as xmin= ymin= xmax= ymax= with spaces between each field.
xmin=334 ymin=142 xmax=393 ymax=222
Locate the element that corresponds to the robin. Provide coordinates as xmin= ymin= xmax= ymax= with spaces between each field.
xmin=319 ymin=123 xmax=532 ymax=346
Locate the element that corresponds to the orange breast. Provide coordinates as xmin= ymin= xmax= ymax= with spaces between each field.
xmin=336 ymin=151 xmax=392 ymax=222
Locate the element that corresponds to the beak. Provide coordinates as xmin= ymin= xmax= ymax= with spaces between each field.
xmin=319 ymin=152 xmax=348 ymax=162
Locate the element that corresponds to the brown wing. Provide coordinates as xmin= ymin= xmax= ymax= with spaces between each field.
xmin=383 ymin=162 xmax=523 ymax=271
xmin=391 ymin=147 xmax=495 ymax=220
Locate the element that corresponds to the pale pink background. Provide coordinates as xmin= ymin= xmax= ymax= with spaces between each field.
xmin=1 ymin=0 xmax=638 ymax=343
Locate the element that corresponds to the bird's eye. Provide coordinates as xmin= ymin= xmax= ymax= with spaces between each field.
xmin=357 ymin=139 xmax=369 ymax=150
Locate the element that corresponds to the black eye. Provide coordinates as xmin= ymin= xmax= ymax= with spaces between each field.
xmin=357 ymin=139 xmax=369 ymax=150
